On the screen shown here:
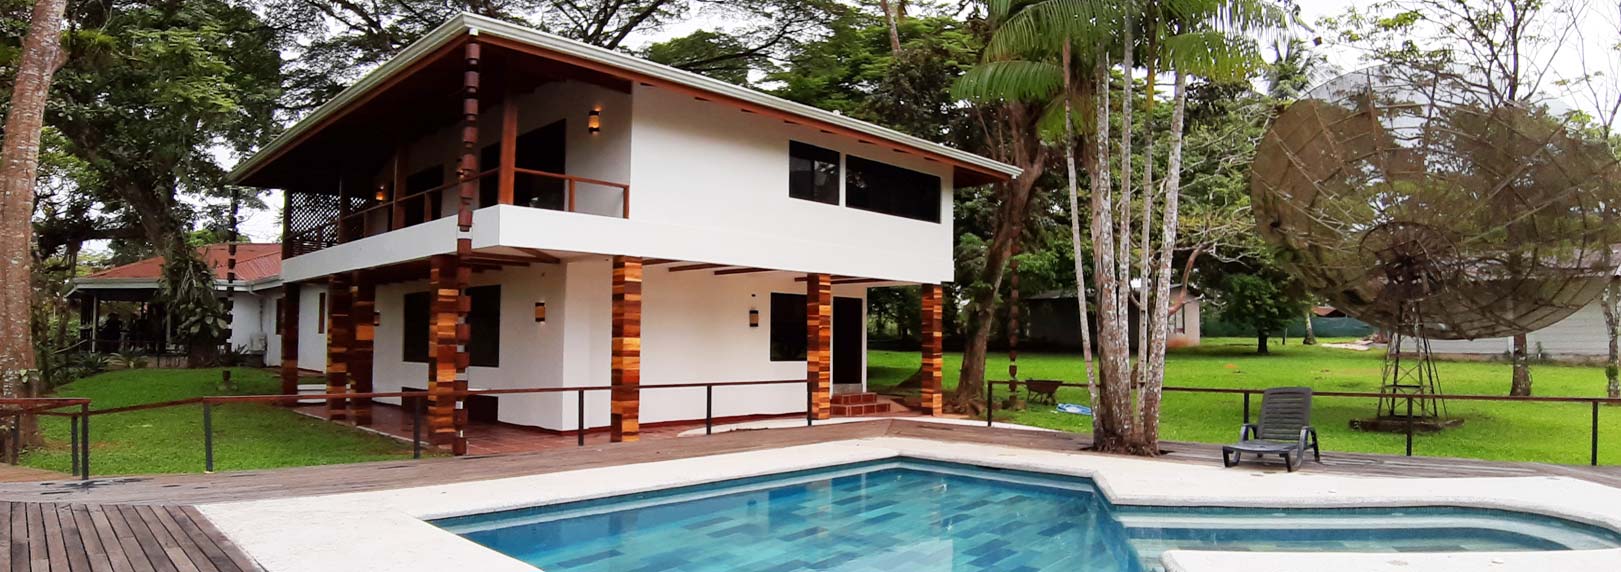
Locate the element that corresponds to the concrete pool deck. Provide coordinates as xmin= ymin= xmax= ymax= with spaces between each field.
xmin=5 ymin=419 xmax=1621 ymax=571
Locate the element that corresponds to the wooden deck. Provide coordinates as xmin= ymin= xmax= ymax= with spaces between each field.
xmin=2 ymin=502 xmax=257 ymax=572
xmin=3 ymin=419 xmax=1621 ymax=571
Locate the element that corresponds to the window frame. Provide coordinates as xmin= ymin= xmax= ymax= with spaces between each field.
xmin=843 ymin=154 xmax=943 ymax=223
xmin=788 ymin=141 xmax=841 ymax=206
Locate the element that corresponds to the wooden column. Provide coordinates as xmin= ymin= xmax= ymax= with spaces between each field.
xmin=920 ymin=284 xmax=944 ymax=416
xmin=390 ymin=145 xmax=408 ymax=230
xmin=497 ymin=93 xmax=518 ymax=205
xmin=280 ymin=283 xmax=301 ymax=399
xmin=611 ymin=256 xmax=643 ymax=443
xmin=348 ymin=272 xmax=376 ymax=426
xmin=324 ymin=274 xmax=353 ymax=420
xmin=806 ymin=273 xmax=832 ymax=420
xmin=428 ymin=253 xmax=470 ymax=454
xmin=455 ymin=40 xmax=480 ymax=231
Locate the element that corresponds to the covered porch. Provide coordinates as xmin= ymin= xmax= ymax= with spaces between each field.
xmin=280 ymin=249 xmax=948 ymax=456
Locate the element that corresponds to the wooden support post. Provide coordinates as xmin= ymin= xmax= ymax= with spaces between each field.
xmin=456 ymin=40 xmax=481 ymax=231
xmin=280 ymin=283 xmax=301 ymax=399
xmin=921 ymin=283 xmax=944 ymax=416
xmin=390 ymin=145 xmax=408 ymax=230
xmin=428 ymin=253 xmax=470 ymax=454
xmin=498 ymin=92 xmax=518 ymax=205
xmin=325 ymin=274 xmax=353 ymax=420
xmin=349 ymin=272 xmax=376 ymax=426
xmin=611 ymin=256 xmax=643 ymax=443
xmin=807 ymin=273 xmax=832 ymax=420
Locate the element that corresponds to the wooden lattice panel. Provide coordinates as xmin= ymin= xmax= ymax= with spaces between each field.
xmin=611 ymin=256 xmax=643 ymax=443
xmin=285 ymin=189 xmax=340 ymax=257
xmin=324 ymin=274 xmax=353 ymax=420
xmin=806 ymin=274 xmax=832 ymax=420
xmin=920 ymin=284 xmax=944 ymax=416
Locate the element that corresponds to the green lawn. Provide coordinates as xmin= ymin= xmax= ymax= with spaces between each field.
xmin=870 ymin=338 xmax=1621 ymax=465
xmin=23 ymin=368 xmax=418 ymax=475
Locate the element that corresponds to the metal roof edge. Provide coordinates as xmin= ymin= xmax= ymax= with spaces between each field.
xmin=230 ymin=13 xmax=1021 ymax=185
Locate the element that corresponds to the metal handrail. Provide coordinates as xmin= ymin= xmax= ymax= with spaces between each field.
xmin=983 ymin=380 xmax=1618 ymax=466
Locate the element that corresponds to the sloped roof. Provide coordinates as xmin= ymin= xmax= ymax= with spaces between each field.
xmin=227 ymin=13 xmax=1021 ymax=187
xmin=81 ymin=243 xmax=282 ymax=284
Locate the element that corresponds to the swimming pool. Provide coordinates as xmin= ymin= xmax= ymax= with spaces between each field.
xmin=433 ymin=459 xmax=1621 ymax=572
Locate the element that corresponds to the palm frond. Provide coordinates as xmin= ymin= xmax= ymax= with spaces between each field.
xmin=1161 ymin=29 xmax=1264 ymax=81
xmin=984 ymin=0 xmax=1126 ymax=60
xmin=953 ymin=60 xmax=1066 ymax=102
xmin=1160 ymin=0 xmax=1293 ymax=35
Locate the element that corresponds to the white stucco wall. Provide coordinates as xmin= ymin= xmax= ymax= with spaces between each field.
xmin=365 ymin=260 xmax=868 ymax=431
xmin=297 ymin=285 xmax=328 ymax=373
xmin=1407 ymin=302 xmax=1611 ymax=358
xmin=261 ymin=289 xmax=283 ymax=366
xmin=225 ymin=291 xmax=266 ymax=354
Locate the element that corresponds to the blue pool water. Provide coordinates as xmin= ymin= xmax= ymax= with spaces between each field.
xmin=433 ymin=459 xmax=1621 ymax=572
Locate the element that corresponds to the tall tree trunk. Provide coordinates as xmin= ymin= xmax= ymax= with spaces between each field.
xmin=878 ymin=0 xmax=903 ymax=55
xmin=1060 ymin=41 xmax=1100 ymax=433
xmin=0 ymin=0 xmax=70 ymax=450
xmin=1302 ymin=306 xmax=1318 ymax=345
xmin=1510 ymin=333 xmax=1532 ymax=396
xmin=1137 ymin=68 xmax=1187 ymax=453
xmin=1089 ymin=53 xmax=1133 ymax=452
xmin=1604 ymin=277 xmax=1619 ymax=400
xmin=1257 ymin=332 xmax=1269 ymax=355
xmin=952 ymin=106 xmax=1046 ymax=412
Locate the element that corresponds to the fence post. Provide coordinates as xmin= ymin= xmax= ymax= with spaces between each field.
xmin=1592 ymin=401 xmax=1600 ymax=467
xmin=985 ymin=380 xmax=993 ymax=427
xmin=1404 ymin=395 xmax=1414 ymax=457
xmin=412 ymin=396 xmax=423 ymax=459
xmin=1242 ymin=393 xmax=1251 ymax=425
xmin=203 ymin=401 xmax=215 ymax=473
xmin=69 ymin=414 xmax=79 ymax=478
xmin=8 ymin=413 xmax=18 ymax=465
xmin=576 ymin=388 xmax=586 ymax=447
xmin=80 ymin=403 xmax=89 ymax=480
xmin=806 ymin=381 xmax=814 ymax=427
xmin=705 ymin=385 xmax=714 ymax=436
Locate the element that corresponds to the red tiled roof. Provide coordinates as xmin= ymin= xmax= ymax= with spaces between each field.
xmin=82 ymin=243 xmax=282 ymax=283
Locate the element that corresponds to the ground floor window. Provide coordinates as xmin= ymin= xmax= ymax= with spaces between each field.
xmin=402 ymin=292 xmax=429 ymax=362
xmin=401 ymin=286 xmax=500 ymax=366
xmin=770 ymin=292 xmax=807 ymax=361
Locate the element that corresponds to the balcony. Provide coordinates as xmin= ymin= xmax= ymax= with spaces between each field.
xmin=285 ymin=167 xmax=629 ymax=258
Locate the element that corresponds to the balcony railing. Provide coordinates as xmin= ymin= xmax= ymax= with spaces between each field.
xmin=285 ymin=166 xmax=630 ymax=257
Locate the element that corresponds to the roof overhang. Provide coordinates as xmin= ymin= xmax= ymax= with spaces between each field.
xmin=228 ymin=13 xmax=1021 ymax=188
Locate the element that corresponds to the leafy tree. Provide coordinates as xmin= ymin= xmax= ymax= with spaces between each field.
xmin=47 ymin=0 xmax=282 ymax=364
xmin=1213 ymin=272 xmax=1307 ymax=354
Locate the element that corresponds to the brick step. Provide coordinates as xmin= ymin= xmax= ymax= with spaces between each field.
xmin=831 ymin=401 xmax=891 ymax=417
xmin=830 ymin=392 xmax=879 ymax=406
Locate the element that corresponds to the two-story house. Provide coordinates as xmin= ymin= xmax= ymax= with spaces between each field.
xmin=230 ymin=13 xmax=1020 ymax=454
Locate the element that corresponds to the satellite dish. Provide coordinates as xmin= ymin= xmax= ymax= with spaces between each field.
xmin=1250 ymin=65 xmax=1621 ymax=422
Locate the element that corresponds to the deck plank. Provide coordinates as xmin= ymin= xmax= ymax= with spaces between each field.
xmin=70 ymin=504 xmax=115 ymax=572
xmin=144 ymin=505 xmax=221 ymax=572
xmin=55 ymin=504 xmax=94 ymax=572
xmin=12 ymin=502 xmax=33 ymax=572
xmin=112 ymin=506 xmax=179 ymax=572
xmin=96 ymin=505 xmax=157 ymax=572
xmin=26 ymin=501 xmax=50 ymax=572
xmin=162 ymin=507 xmax=241 ymax=572
xmin=128 ymin=505 xmax=201 ymax=572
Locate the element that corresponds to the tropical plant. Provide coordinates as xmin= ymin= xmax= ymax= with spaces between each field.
xmin=955 ymin=0 xmax=1289 ymax=453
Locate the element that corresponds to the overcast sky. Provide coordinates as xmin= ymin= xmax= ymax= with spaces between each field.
xmin=219 ymin=0 xmax=1621 ymax=244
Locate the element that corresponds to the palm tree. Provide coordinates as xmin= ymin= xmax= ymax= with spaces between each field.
xmin=956 ymin=0 xmax=1289 ymax=453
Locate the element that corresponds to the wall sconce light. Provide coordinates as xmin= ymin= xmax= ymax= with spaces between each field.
xmin=374 ymin=185 xmax=386 ymax=201
xmin=587 ymin=108 xmax=601 ymax=134
xmin=373 ymin=312 xmax=381 ymax=327
xmin=749 ymin=308 xmax=760 ymax=328
xmin=534 ymin=302 xmax=547 ymax=323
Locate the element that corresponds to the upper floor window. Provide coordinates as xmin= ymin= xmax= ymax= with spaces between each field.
xmin=845 ymin=155 xmax=941 ymax=223
xmin=789 ymin=141 xmax=840 ymax=205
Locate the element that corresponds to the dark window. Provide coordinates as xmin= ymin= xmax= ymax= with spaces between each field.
xmin=789 ymin=141 xmax=840 ymax=205
xmin=479 ymin=144 xmax=500 ymax=208
xmin=274 ymin=298 xmax=284 ymax=330
xmin=402 ymin=292 xmax=430 ymax=363
xmin=467 ymin=285 xmax=501 ymax=367
xmin=516 ymin=120 xmax=567 ymax=210
xmin=317 ymin=293 xmax=327 ymax=334
xmin=404 ymin=166 xmax=445 ymax=225
xmin=770 ymin=293 xmax=807 ymax=361
xmin=845 ymin=155 xmax=941 ymax=222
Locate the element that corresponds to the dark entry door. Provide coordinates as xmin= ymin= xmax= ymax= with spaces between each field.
xmin=833 ymin=297 xmax=863 ymax=386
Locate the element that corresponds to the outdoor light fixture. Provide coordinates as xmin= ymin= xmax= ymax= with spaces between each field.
xmin=588 ymin=108 xmax=601 ymax=134
xmin=375 ymin=185 xmax=386 ymax=201
xmin=534 ymin=302 xmax=547 ymax=323
xmin=749 ymin=308 xmax=760 ymax=328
